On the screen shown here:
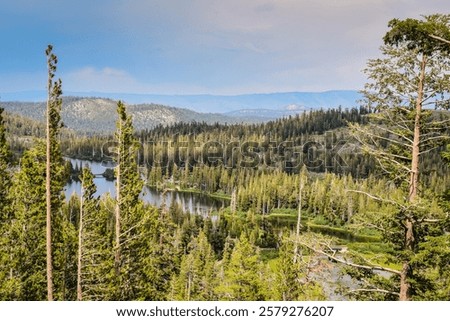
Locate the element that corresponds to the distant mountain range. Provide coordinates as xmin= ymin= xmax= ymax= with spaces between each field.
xmin=1 ymin=97 xmax=241 ymax=134
xmin=1 ymin=90 xmax=362 ymax=113
xmin=1 ymin=90 xmax=362 ymax=133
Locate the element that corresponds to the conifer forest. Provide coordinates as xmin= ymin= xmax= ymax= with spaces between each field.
xmin=1 ymin=14 xmax=450 ymax=301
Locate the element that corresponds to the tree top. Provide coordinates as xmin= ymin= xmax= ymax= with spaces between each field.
xmin=383 ymin=14 xmax=450 ymax=55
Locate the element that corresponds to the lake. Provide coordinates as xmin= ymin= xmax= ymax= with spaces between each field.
xmin=65 ymin=158 xmax=229 ymax=216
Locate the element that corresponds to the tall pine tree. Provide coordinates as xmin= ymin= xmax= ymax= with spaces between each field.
xmin=45 ymin=44 xmax=65 ymax=301
xmin=349 ymin=14 xmax=450 ymax=300
xmin=113 ymin=101 xmax=145 ymax=299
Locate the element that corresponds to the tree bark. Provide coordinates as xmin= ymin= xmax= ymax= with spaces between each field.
xmin=293 ymin=179 xmax=304 ymax=263
xmin=46 ymin=50 xmax=53 ymax=302
xmin=115 ymin=117 xmax=122 ymax=276
xmin=409 ymin=54 xmax=426 ymax=203
xmin=77 ymin=184 xmax=84 ymax=301
xmin=399 ymin=53 xmax=427 ymax=301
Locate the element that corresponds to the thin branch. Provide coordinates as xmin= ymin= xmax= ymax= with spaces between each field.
xmin=347 ymin=288 xmax=399 ymax=297
xmin=419 ymin=145 xmax=446 ymax=155
xmin=430 ymin=34 xmax=450 ymax=45
xmin=350 ymin=220 xmax=391 ymax=234
xmin=369 ymin=124 xmax=414 ymax=144
xmin=346 ymin=189 xmax=406 ymax=210
xmin=422 ymin=218 xmax=443 ymax=223
xmin=420 ymin=135 xmax=449 ymax=143
xmin=421 ymin=213 xmax=449 ymax=223
xmin=299 ymin=240 xmax=402 ymax=276
xmin=357 ymin=129 xmax=413 ymax=149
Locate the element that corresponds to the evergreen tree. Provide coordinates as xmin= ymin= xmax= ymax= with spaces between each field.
xmin=169 ymin=231 xmax=216 ymax=300
xmin=45 ymin=44 xmax=65 ymax=301
xmin=348 ymin=14 xmax=450 ymax=300
xmin=0 ymin=106 xmax=13 ymax=299
xmin=113 ymin=101 xmax=150 ymax=299
xmin=140 ymin=207 xmax=181 ymax=300
xmin=275 ymin=237 xmax=325 ymax=300
xmin=0 ymin=106 xmax=11 ymax=215
xmin=77 ymin=166 xmax=114 ymax=300
xmin=6 ymin=144 xmax=48 ymax=300
xmin=216 ymin=234 xmax=266 ymax=300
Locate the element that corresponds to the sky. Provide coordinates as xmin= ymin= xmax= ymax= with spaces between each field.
xmin=0 ymin=0 xmax=448 ymax=96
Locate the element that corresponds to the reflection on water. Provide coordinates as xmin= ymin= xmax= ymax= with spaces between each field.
xmin=65 ymin=159 xmax=229 ymax=216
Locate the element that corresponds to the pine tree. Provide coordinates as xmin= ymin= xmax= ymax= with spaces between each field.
xmin=217 ymin=234 xmax=265 ymax=300
xmin=0 ymin=106 xmax=11 ymax=215
xmin=169 ymin=231 xmax=216 ymax=300
xmin=1 ymin=45 xmax=67 ymax=300
xmin=0 ymin=106 xmax=13 ymax=299
xmin=349 ymin=14 xmax=450 ymax=300
xmin=76 ymin=166 xmax=112 ymax=300
xmin=275 ymin=237 xmax=325 ymax=300
xmin=113 ymin=101 xmax=146 ymax=299
xmin=7 ymin=143 xmax=48 ymax=300
xmin=45 ymin=44 xmax=65 ymax=301
xmin=141 ymin=207 xmax=181 ymax=300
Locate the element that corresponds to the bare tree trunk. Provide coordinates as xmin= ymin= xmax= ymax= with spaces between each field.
xmin=293 ymin=179 xmax=304 ymax=263
xmin=77 ymin=185 xmax=84 ymax=301
xmin=230 ymin=188 xmax=237 ymax=214
xmin=409 ymin=54 xmax=426 ymax=203
xmin=399 ymin=53 xmax=427 ymax=301
xmin=46 ymin=62 xmax=53 ymax=302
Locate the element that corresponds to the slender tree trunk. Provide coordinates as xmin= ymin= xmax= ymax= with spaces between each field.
xmin=399 ymin=53 xmax=427 ymax=301
xmin=46 ymin=67 xmax=53 ymax=302
xmin=187 ymin=273 xmax=191 ymax=301
xmin=230 ymin=188 xmax=237 ymax=214
xmin=115 ymin=119 xmax=122 ymax=276
xmin=293 ymin=180 xmax=303 ymax=263
xmin=409 ymin=54 xmax=426 ymax=203
xmin=77 ymin=185 xmax=84 ymax=301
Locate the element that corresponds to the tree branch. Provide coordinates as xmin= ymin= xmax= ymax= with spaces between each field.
xmin=430 ymin=34 xmax=450 ymax=45
xmin=346 ymin=189 xmax=407 ymax=210
xmin=298 ymin=240 xmax=402 ymax=276
xmin=347 ymin=288 xmax=400 ymax=297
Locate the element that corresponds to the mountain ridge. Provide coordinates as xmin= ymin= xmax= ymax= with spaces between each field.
xmin=1 ymin=90 xmax=362 ymax=113
xmin=1 ymin=97 xmax=242 ymax=134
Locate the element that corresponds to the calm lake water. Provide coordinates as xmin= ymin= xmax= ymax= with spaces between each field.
xmin=65 ymin=159 xmax=229 ymax=215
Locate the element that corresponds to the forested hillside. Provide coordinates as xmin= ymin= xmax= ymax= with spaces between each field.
xmin=1 ymin=97 xmax=242 ymax=134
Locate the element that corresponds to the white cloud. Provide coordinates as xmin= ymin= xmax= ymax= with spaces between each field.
xmin=65 ymin=67 xmax=145 ymax=93
xmin=64 ymin=66 xmax=210 ymax=95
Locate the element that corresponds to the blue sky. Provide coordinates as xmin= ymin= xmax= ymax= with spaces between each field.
xmin=0 ymin=0 xmax=448 ymax=96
